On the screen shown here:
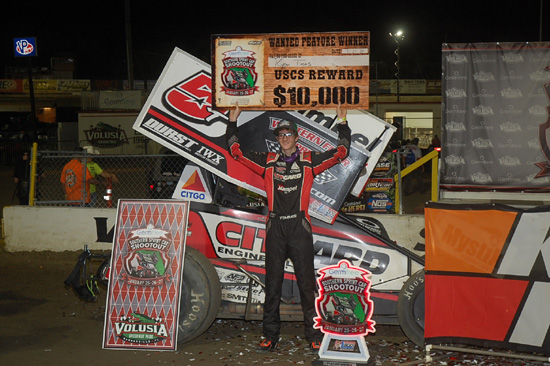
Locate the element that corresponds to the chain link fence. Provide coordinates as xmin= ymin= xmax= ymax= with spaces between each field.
xmin=34 ymin=149 xmax=189 ymax=208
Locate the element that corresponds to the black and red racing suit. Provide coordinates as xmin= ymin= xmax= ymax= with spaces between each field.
xmin=226 ymin=122 xmax=351 ymax=343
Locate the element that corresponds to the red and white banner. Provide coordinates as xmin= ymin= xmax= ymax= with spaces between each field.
xmin=425 ymin=202 xmax=550 ymax=355
xmin=103 ymin=200 xmax=189 ymax=351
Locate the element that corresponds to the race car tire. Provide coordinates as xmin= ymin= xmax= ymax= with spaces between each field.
xmin=178 ymin=247 xmax=222 ymax=344
xmin=397 ymin=269 xmax=425 ymax=346
xmin=96 ymin=256 xmax=111 ymax=287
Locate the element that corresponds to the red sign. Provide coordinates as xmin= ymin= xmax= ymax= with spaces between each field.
xmin=314 ymin=260 xmax=376 ymax=336
xmin=103 ymin=200 xmax=189 ymax=351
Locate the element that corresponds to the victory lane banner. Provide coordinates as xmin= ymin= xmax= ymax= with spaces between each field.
xmin=425 ymin=202 xmax=550 ymax=355
xmin=103 ymin=200 xmax=189 ymax=351
xmin=211 ymin=31 xmax=370 ymax=110
xmin=133 ymin=48 xmax=369 ymax=224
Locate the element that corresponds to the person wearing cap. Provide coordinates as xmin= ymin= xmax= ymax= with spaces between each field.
xmin=226 ymin=104 xmax=351 ymax=353
xmin=82 ymin=146 xmax=119 ymax=207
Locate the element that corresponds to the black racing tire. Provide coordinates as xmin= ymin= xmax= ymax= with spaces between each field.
xmin=96 ymin=256 xmax=111 ymax=287
xmin=177 ymin=247 xmax=221 ymax=344
xmin=397 ymin=269 xmax=425 ymax=347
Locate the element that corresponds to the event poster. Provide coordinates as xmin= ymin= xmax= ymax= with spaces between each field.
xmin=212 ymin=32 xmax=370 ymax=110
xmin=103 ymin=200 xmax=189 ymax=351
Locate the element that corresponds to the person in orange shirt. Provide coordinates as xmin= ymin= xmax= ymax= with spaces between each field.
xmin=60 ymin=149 xmax=96 ymax=206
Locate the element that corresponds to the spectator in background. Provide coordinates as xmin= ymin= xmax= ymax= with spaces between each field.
xmin=83 ymin=146 xmax=119 ymax=207
xmin=403 ymin=138 xmax=426 ymax=195
xmin=431 ymin=135 xmax=441 ymax=149
xmin=60 ymin=148 xmax=97 ymax=206
xmin=13 ymin=150 xmax=30 ymax=204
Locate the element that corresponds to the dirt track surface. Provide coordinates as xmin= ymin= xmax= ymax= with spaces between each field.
xmin=1 ymin=245 xmax=549 ymax=366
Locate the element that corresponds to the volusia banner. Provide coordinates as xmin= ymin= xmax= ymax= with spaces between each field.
xmin=103 ymin=200 xmax=189 ymax=351
xmin=424 ymin=202 xmax=550 ymax=355
xmin=441 ymin=42 xmax=550 ymax=191
xmin=133 ymin=48 xmax=392 ymax=224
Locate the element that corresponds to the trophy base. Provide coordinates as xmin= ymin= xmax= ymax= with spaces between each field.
xmin=312 ymin=334 xmax=373 ymax=366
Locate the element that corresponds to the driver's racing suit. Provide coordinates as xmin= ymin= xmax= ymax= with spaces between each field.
xmin=226 ymin=122 xmax=351 ymax=343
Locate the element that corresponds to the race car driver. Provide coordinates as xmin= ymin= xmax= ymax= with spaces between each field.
xmin=226 ymin=104 xmax=351 ymax=352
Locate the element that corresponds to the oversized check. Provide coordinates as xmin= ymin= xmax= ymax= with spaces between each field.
xmin=211 ymin=32 xmax=370 ymax=110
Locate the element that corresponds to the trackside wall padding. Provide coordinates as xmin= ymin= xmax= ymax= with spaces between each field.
xmin=425 ymin=203 xmax=550 ymax=355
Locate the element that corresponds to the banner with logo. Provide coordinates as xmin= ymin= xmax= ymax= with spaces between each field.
xmin=103 ymin=200 xmax=189 ymax=350
xmin=341 ymin=152 xmax=397 ymax=214
xmin=0 ymin=79 xmax=23 ymax=93
xmin=297 ymin=110 xmax=396 ymax=197
xmin=171 ymin=164 xmax=213 ymax=203
xmin=133 ymin=48 xmax=374 ymax=224
xmin=211 ymin=32 xmax=370 ymax=110
xmin=79 ymin=112 xmax=134 ymax=152
xmin=441 ymin=42 xmax=550 ymax=190
xmin=99 ymin=91 xmax=142 ymax=110
xmin=13 ymin=37 xmax=37 ymax=57
xmin=425 ymin=202 xmax=550 ymax=355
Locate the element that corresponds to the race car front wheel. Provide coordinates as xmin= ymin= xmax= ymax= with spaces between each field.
xmin=178 ymin=247 xmax=221 ymax=343
xmin=397 ymin=269 xmax=425 ymax=347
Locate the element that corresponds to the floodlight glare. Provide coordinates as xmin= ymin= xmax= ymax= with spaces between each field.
xmin=389 ymin=30 xmax=404 ymax=41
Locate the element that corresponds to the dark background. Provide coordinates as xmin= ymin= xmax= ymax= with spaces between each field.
xmin=3 ymin=0 xmax=550 ymax=81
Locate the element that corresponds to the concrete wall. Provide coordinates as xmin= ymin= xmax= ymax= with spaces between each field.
xmin=3 ymin=206 xmax=116 ymax=252
xmin=3 ymin=206 xmax=426 ymax=253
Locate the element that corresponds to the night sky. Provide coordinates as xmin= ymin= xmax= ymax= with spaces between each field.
xmin=3 ymin=0 xmax=550 ymax=81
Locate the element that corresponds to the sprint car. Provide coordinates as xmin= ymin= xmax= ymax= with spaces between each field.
xmin=69 ymin=173 xmax=426 ymax=346
xmin=176 ymin=180 xmax=425 ymax=345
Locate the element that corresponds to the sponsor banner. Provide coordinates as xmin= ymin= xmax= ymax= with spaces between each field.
xmin=0 ymin=79 xmax=23 ymax=93
xmin=56 ymin=79 xmax=91 ymax=92
xmin=297 ymin=110 xmax=396 ymax=197
xmin=365 ymin=178 xmax=394 ymax=191
xmin=23 ymin=79 xmax=57 ymax=93
xmin=133 ymin=48 xmax=369 ymax=224
xmin=79 ymin=113 xmax=132 ymax=151
xmin=19 ymin=79 xmax=91 ymax=93
xmin=14 ymin=37 xmax=37 ymax=57
xmin=171 ymin=164 xmax=213 ymax=203
xmin=211 ymin=32 xmax=370 ymax=110
xmin=342 ymin=191 xmax=395 ymax=215
xmin=441 ymin=42 xmax=550 ymax=190
xmin=103 ymin=200 xmax=189 ymax=351
xmin=385 ymin=79 xmax=427 ymax=94
xmin=365 ymin=191 xmax=394 ymax=214
xmin=425 ymin=202 xmax=550 ymax=355
xmin=99 ymin=90 xmax=142 ymax=110
xmin=341 ymin=198 xmax=368 ymax=214
xmin=342 ymin=152 xmax=397 ymax=214
xmin=0 ymin=79 xmax=91 ymax=93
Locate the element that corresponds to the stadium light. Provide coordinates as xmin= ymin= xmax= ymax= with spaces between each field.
xmin=389 ymin=30 xmax=405 ymax=102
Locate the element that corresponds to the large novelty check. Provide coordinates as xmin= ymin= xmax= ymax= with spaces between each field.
xmin=211 ymin=32 xmax=370 ymax=110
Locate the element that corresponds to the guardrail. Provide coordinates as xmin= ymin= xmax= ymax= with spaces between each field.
xmin=394 ymin=149 xmax=439 ymax=214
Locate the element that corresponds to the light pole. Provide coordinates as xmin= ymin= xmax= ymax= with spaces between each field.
xmin=389 ymin=30 xmax=404 ymax=102
xmin=125 ymin=0 xmax=134 ymax=90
